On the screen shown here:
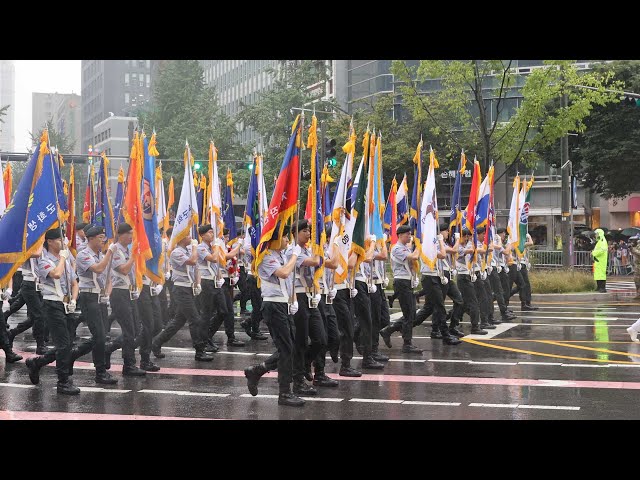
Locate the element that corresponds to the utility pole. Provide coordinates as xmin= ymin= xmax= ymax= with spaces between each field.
xmin=560 ymin=92 xmax=571 ymax=268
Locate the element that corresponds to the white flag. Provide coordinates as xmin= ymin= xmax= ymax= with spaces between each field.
xmin=420 ymin=149 xmax=439 ymax=269
xmin=156 ymin=166 xmax=167 ymax=229
xmin=507 ymin=175 xmax=520 ymax=248
xmin=169 ymin=142 xmax=199 ymax=250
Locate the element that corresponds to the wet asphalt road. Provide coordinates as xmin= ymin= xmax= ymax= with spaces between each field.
xmin=2 ymin=280 xmax=640 ymax=420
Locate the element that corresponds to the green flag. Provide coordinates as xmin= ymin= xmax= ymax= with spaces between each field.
xmin=351 ymin=132 xmax=370 ymax=272
xmin=517 ymin=178 xmax=532 ymax=255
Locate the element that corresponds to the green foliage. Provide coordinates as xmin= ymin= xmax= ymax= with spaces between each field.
xmin=139 ymin=60 xmax=250 ymax=192
xmin=0 ymin=104 xmax=8 ymax=126
xmin=30 ymin=118 xmax=76 ymax=153
xmin=391 ymin=60 xmax=621 ymax=174
xmin=529 ymin=269 xmax=596 ymax=293
xmin=568 ymin=61 xmax=640 ymax=199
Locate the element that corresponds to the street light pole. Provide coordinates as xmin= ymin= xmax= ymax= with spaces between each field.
xmin=560 ymin=93 xmax=571 ymax=268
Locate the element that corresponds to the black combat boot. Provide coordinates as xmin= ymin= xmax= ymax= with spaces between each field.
xmin=278 ymin=388 xmax=305 ymax=407
xmin=57 ymin=376 xmax=81 ymax=395
xmin=3 ymin=346 xmax=22 ymax=363
xmin=25 ymin=357 xmax=43 ymax=384
xmin=293 ymin=378 xmax=318 ymax=396
xmin=95 ymin=370 xmax=118 ymax=385
xmin=312 ymin=371 xmax=339 ymax=387
xmin=244 ymin=362 xmax=269 ymax=396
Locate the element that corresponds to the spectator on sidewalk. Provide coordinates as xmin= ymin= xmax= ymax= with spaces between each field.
xmin=592 ymin=229 xmax=608 ymax=293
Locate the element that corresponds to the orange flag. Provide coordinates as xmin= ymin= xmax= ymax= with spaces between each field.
xmin=122 ymin=132 xmax=152 ymax=290
xmin=165 ymin=176 xmax=175 ymax=232
xmin=3 ymin=163 xmax=12 ymax=206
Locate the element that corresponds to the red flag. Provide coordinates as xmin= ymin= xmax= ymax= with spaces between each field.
xmin=256 ymin=115 xmax=302 ymax=269
xmin=3 ymin=163 xmax=11 ymax=206
xmin=122 ymin=132 xmax=152 ymax=290
xmin=389 ymin=184 xmax=398 ymax=246
xmin=66 ymin=165 xmax=76 ymax=256
xmin=305 ymin=184 xmax=312 ymax=220
xmin=464 ymin=159 xmax=482 ymax=233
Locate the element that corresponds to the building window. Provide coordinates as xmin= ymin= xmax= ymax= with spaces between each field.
xmin=146 ymin=60 xmax=151 ymax=69
xmin=146 ymin=74 xmax=151 ymax=88
xmin=125 ymin=92 xmax=130 ymax=104
xmin=139 ymin=76 xmax=144 ymax=87
xmin=125 ymin=73 xmax=129 ymax=86
xmin=107 ymin=128 xmax=111 ymax=138
xmin=131 ymin=73 xmax=137 ymax=83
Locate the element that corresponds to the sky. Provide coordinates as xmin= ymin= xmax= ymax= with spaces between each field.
xmin=13 ymin=60 xmax=81 ymax=152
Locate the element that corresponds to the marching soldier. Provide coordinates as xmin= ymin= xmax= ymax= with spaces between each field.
xmin=103 ymin=223 xmax=147 ymax=376
xmin=152 ymin=232 xmax=214 ymax=362
xmin=456 ymin=228 xmax=488 ymax=335
xmin=75 ymin=225 xmax=119 ymax=384
xmin=136 ymin=271 xmax=163 ymax=371
xmin=490 ymin=228 xmax=517 ymax=322
xmin=474 ymin=226 xmax=498 ymax=329
xmin=389 ymin=225 xmax=422 ymax=353
xmin=239 ymin=243 xmax=268 ymax=340
xmin=516 ymin=233 xmax=538 ymax=309
xmin=0 ymin=277 xmax=22 ymax=363
xmin=243 ymin=226 xmax=306 ymax=407
xmin=26 ymin=228 xmax=81 ymax=394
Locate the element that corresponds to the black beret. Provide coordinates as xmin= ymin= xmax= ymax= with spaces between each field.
xmin=223 ymin=228 xmax=229 ymax=236
xmin=439 ymin=223 xmax=450 ymax=232
xmin=117 ymin=223 xmax=133 ymax=235
xmin=83 ymin=223 xmax=93 ymax=234
xmin=497 ymin=227 xmax=506 ymax=234
xmin=397 ymin=225 xmax=411 ymax=235
xmin=476 ymin=226 xmax=486 ymax=234
xmin=76 ymin=222 xmax=88 ymax=231
xmin=461 ymin=227 xmax=471 ymax=236
xmin=166 ymin=227 xmax=173 ymax=237
xmin=198 ymin=224 xmax=213 ymax=236
xmin=85 ymin=226 xmax=105 ymax=238
xmin=45 ymin=228 xmax=62 ymax=240
xmin=293 ymin=219 xmax=310 ymax=233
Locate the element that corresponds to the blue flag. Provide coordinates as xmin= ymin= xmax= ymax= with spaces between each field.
xmin=93 ymin=154 xmax=115 ymax=240
xmin=245 ymin=156 xmax=261 ymax=253
xmin=0 ymin=142 xmax=63 ymax=284
xmin=142 ymin=135 xmax=164 ymax=284
xmin=223 ymin=168 xmax=237 ymax=243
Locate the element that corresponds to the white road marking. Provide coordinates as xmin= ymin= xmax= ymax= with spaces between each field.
xmin=515 ymin=316 xmax=619 ymax=321
xmin=518 ymin=362 xmax=563 ymax=366
xmin=517 ymin=405 xmax=580 ymax=411
xmin=0 ymin=382 xmax=37 ymax=389
xmin=139 ymin=389 xmax=229 ymax=397
xmin=294 ymin=397 xmax=344 ymax=402
xmin=239 ymin=394 xmax=279 ymax=399
xmin=51 ymin=387 xmax=132 ymax=393
xmin=536 ymin=380 xmax=576 ymax=387
xmin=468 ymin=361 xmax=518 ymax=365
xmin=469 ymin=403 xmax=519 ymax=408
xmin=349 ymin=398 xmax=404 ymax=404
xmin=402 ymin=401 xmax=461 ymax=406
xmin=427 ymin=359 xmax=470 ymax=363
xmin=561 ymin=364 xmax=610 ymax=368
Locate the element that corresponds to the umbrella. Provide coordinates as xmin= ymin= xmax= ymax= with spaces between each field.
xmin=621 ymin=227 xmax=640 ymax=237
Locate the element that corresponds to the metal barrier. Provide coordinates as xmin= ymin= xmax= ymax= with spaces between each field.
xmin=528 ymin=250 xmax=593 ymax=270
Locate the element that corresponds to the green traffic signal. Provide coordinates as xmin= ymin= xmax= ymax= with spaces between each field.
xmin=248 ymin=163 xmax=254 ymax=170
xmin=328 ymin=157 xmax=337 ymax=167
xmin=194 ymin=162 xmax=202 ymax=171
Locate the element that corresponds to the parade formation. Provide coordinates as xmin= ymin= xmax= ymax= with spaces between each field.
xmin=0 ymin=113 xmax=539 ymax=408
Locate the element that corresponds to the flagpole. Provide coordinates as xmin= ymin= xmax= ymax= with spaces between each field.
xmin=290 ymin=113 xmax=305 ymax=306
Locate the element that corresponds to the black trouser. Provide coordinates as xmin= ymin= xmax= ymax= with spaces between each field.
xmin=394 ymin=278 xmax=416 ymax=344
xmin=37 ymin=300 xmax=73 ymax=382
xmin=238 ymin=266 xmax=249 ymax=311
xmin=158 ymin=279 xmax=169 ymax=326
xmin=262 ymin=301 xmax=295 ymax=393
xmin=165 ymin=279 xmax=176 ymax=325
xmin=473 ymin=273 xmax=492 ymax=324
xmin=0 ymin=309 xmax=10 ymax=348
xmin=457 ymin=274 xmax=480 ymax=327
xmin=247 ymin=275 xmax=263 ymax=332
xmin=446 ymin=272 xmax=464 ymax=328
xmin=519 ymin=264 xmax=532 ymax=304
xmin=353 ymin=280 xmax=373 ymax=356
xmin=153 ymin=285 xmax=207 ymax=350
xmin=332 ymin=288 xmax=354 ymax=367
xmin=198 ymin=279 xmax=218 ymax=340
xmin=508 ymin=266 xmax=526 ymax=302
xmin=499 ymin=268 xmax=511 ymax=307
xmin=369 ymin=283 xmax=383 ymax=352
xmin=378 ymin=283 xmax=390 ymax=329
xmin=207 ymin=279 xmax=236 ymax=340
xmin=135 ymin=285 xmax=156 ymax=362
xmin=9 ymin=280 xmax=47 ymax=346
xmin=77 ymin=292 xmax=107 ymax=374
xmin=315 ymin=295 xmax=339 ymax=373
xmin=4 ymin=290 xmax=25 ymax=319
xmin=109 ymin=289 xmax=138 ymax=368
xmin=293 ymin=292 xmax=326 ymax=381
xmin=417 ymin=275 xmax=447 ymax=334
xmin=11 ymin=271 xmax=22 ymax=300
xmin=489 ymin=268 xmax=508 ymax=315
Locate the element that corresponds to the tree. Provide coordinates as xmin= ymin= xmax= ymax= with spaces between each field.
xmin=0 ymin=105 xmax=8 ymax=129
xmin=139 ymin=60 xmax=250 ymax=192
xmin=391 ymin=60 xmax=622 ymax=174
xmin=236 ymin=60 xmax=338 ymax=199
xmin=30 ymin=118 xmax=77 ymax=153
xmin=568 ymin=61 xmax=640 ymax=199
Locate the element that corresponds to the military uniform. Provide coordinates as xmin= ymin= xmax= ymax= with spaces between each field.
xmin=390 ymin=241 xmax=419 ymax=350
xmin=456 ymin=239 xmax=486 ymax=334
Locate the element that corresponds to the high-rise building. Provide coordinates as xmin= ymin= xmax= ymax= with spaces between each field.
xmin=81 ymin=60 xmax=153 ymax=155
xmin=32 ymin=92 xmax=82 ymax=154
xmin=0 ymin=61 xmax=16 ymax=152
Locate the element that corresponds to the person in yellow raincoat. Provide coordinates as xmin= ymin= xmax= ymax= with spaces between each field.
xmin=591 ymin=228 xmax=608 ymax=292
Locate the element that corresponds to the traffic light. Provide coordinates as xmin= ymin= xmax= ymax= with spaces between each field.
xmin=248 ymin=162 xmax=254 ymax=170
xmin=621 ymin=95 xmax=640 ymax=107
xmin=194 ymin=162 xmax=202 ymax=171
xmin=325 ymin=138 xmax=337 ymax=167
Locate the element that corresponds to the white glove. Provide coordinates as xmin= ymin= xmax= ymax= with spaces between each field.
xmin=504 ymin=266 xmax=510 ymax=273
xmin=526 ymin=233 xmax=532 ymax=241
xmin=230 ymin=276 xmax=238 ymax=286
xmin=191 ymin=239 xmax=199 ymax=246
xmin=164 ymin=271 xmax=171 ymax=281
xmin=131 ymin=290 xmax=140 ymax=300
xmin=67 ymin=299 xmax=76 ymax=313
xmin=214 ymin=238 xmax=225 ymax=247
xmin=292 ymin=245 xmax=302 ymax=257
xmin=383 ymin=233 xmax=388 ymax=242
xmin=437 ymin=234 xmax=444 ymax=241
xmin=99 ymin=295 xmax=109 ymax=305
xmin=310 ymin=294 xmax=320 ymax=308
xmin=383 ymin=277 xmax=389 ymax=288
xmin=496 ymin=266 xmax=502 ymax=273
xmin=59 ymin=249 xmax=70 ymax=260
xmin=289 ymin=301 xmax=299 ymax=315
xmin=153 ymin=284 xmax=163 ymax=295
xmin=369 ymin=235 xmax=377 ymax=243
xmin=194 ymin=284 xmax=202 ymax=296
xmin=411 ymin=277 xmax=420 ymax=289
xmin=441 ymin=275 xmax=449 ymax=285
xmin=451 ymin=269 xmax=457 ymax=277
xmin=108 ymin=243 xmax=118 ymax=253
xmin=487 ymin=266 xmax=493 ymax=275
xmin=1 ymin=288 xmax=12 ymax=301
xmin=368 ymin=284 xmax=377 ymax=293
xmin=454 ymin=232 xmax=460 ymax=240
xmin=328 ymin=288 xmax=337 ymax=300
xmin=350 ymin=288 xmax=358 ymax=298
xmin=480 ymin=271 xmax=487 ymax=280
xmin=216 ymin=278 xmax=226 ymax=288
xmin=63 ymin=237 xmax=69 ymax=246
